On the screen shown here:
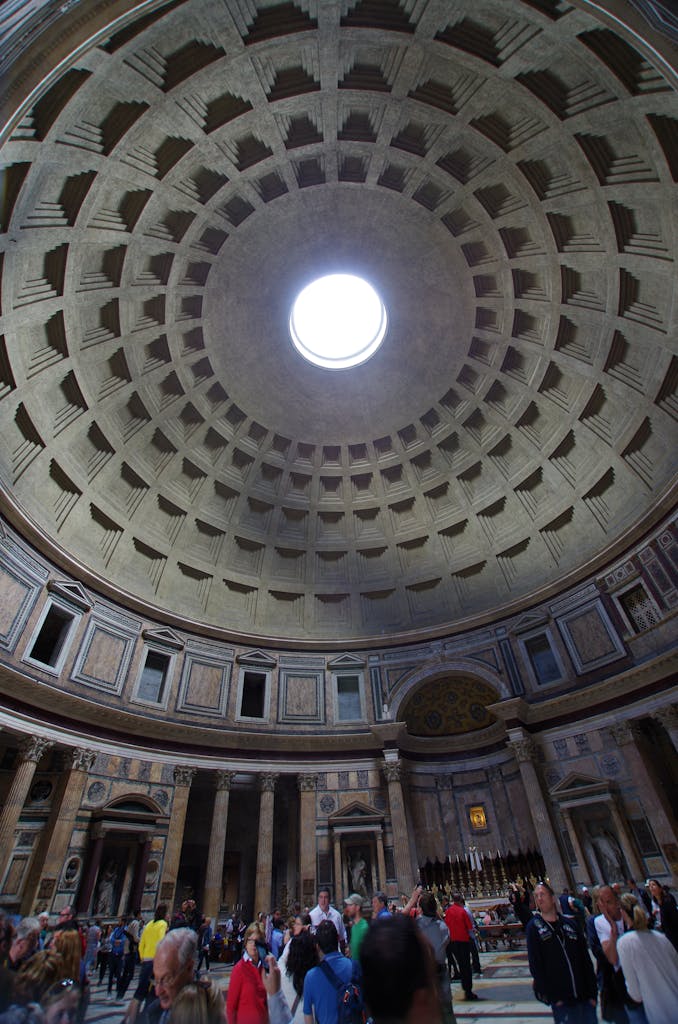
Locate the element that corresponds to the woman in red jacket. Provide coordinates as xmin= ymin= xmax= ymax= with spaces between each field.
xmin=226 ymin=923 xmax=269 ymax=1024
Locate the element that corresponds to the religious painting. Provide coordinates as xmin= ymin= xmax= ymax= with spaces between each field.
xmin=468 ymin=804 xmax=487 ymax=830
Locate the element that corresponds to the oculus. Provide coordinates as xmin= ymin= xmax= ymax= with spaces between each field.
xmin=289 ymin=273 xmax=387 ymax=369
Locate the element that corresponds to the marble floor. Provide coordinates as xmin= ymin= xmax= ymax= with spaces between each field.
xmin=84 ymin=947 xmax=555 ymax=1023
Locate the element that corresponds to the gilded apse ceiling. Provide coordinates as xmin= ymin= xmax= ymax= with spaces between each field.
xmin=0 ymin=0 xmax=677 ymax=645
xmin=400 ymin=676 xmax=499 ymax=736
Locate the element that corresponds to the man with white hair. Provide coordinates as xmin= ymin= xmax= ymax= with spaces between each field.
xmin=139 ymin=928 xmax=294 ymax=1024
xmin=139 ymin=928 xmax=197 ymax=1024
xmin=8 ymin=917 xmax=40 ymax=971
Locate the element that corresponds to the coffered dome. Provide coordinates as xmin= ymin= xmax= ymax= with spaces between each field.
xmin=0 ymin=0 xmax=676 ymax=645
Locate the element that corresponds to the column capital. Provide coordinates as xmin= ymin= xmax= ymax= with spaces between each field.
xmin=173 ymin=766 xmax=197 ymax=787
xmin=435 ymin=774 xmax=453 ymax=791
xmin=18 ymin=736 xmax=53 ymax=764
xmin=215 ymin=770 xmax=236 ymax=791
xmin=298 ymin=773 xmax=318 ymax=792
xmin=259 ymin=771 xmax=279 ymax=793
xmin=608 ymin=721 xmax=642 ymax=747
xmin=383 ymin=761 xmax=403 ymax=784
xmin=652 ymin=704 xmax=678 ymax=730
xmin=507 ymin=737 xmax=538 ymax=764
xmin=71 ymin=748 xmax=96 ymax=773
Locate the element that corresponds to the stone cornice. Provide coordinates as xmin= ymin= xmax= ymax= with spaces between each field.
xmin=487 ymin=650 xmax=678 ymax=731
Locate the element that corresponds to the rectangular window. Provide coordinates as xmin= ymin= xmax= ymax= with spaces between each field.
xmin=28 ymin=605 xmax=75 ymax=668
xmin=137 ymin=650 xmax=170 ymax=703
xmin=240 ymin=671 xmax=266 ymax=718
xmin=524 ymin=633 xmax=562 ymax=684
xmin=337 ymin=675 xmax=362 ymax=721
xmin=618 ymin=583 xmax=661 ymax=633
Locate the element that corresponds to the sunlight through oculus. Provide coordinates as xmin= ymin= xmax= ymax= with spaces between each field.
xmin=289 ymin=274 xmax=387 ymax=369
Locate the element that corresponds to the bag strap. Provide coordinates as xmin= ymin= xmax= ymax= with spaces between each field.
xmin=319 ymin=958 xmax=344 ymax=993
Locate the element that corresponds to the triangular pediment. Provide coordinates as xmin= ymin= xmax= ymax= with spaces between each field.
xmin=512 ymin=610 xmax=549 ymax=634
xmin=237 ymin=649 xmax=277 ymax=667
xmin=141 ymin=626 xmax=184 ymax=650
xmin=328 ymin=799 xmax=382 ymax=823
xmin=327 ymin=652 xmax=365 ymax=669
xmin=47 ymin=578 xmax=92 ymax=611
xmin=550 ymin=772 xmax=610 ymax=798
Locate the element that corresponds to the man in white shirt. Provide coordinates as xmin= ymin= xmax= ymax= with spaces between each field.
xmin=595 ymin=885 xmax=626 ymax=971
xmin=309 ymin=886 xmax=347 ymax=947
xmin=591 ymin=884 xmax=633 ymax=1023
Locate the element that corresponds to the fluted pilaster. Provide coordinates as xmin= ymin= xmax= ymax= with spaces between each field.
xmin=0 ymin=736 xmax=53 ymax=883
xmin=507 ymin=735 xmax=568 ymax=890
xmin=254 ymin=772 xmax=279 ymax=915
xmin=159 ymin=766 xmax=197 ymax=910
xmin=27 ymin=746 xmax=96 ymax=913
xmin=298 ymin=773 xmax=317 ymax=907
xmin=203 ymin=770 xmax=236 ymax=919
xmin=382 ymin=759 xmax=414 ymax=893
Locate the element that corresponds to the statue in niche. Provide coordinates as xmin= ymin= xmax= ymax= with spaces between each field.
xmin=94 ymin=859 xmax=119 ymax=916
xmin=590 ymin=824 xmax=626 ymax=882
xmin=347 ymin=850 xmax=368 ymax=899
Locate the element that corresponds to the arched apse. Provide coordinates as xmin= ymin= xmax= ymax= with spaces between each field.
xmin=389 ymin=658 xmax=507 ymax=738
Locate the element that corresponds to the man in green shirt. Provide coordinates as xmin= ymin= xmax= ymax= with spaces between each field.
xmin=344 ymin=893 xmax=369 ymax=964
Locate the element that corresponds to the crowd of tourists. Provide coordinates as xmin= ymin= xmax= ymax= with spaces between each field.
xmin=1 ymin=876 xmax=677 ymax=1024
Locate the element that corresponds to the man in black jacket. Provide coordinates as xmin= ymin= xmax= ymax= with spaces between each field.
xmin=526 ymin=882 xmax=598 ymax=1024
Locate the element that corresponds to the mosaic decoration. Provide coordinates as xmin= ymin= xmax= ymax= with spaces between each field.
xmin=400 ymin=677 xmax=499 ymax=736
xmin=319 ymin=795 xmax=335 ymax=814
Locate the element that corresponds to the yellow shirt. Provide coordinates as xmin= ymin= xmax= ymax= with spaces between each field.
xmin=138 ymin=919 xmax=168 ymax=961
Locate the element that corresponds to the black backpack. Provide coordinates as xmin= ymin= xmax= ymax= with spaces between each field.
xmin=319 ymin=957 xmax=366 ymax=1024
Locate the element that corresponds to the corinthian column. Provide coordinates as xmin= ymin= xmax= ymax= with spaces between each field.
xmin=160 ymin=766 xmax=197 ymax=910
xmin=382 ymin=758 xmax=413 ymax=893
xmin=254 ymin=772 xmax=278 ymax=915
xmin=0 ymin=737 xmax=53 ymax=883
xmin=609 ymin=721 xmax=678 ymax=864
xmin=24 ymin=746 xmax=96 ymax=913
xmin=298 ymin=773 xmax=317 ymax=908
xmin=653 ymin=705 xmax=678 ymax=754
xmin=507 ymin=734 xmax=569 ymax=891
xmin=203 ymin=770 xmax=235 ymax=919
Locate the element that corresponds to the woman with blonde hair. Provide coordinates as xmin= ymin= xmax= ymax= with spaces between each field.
xmin=617 ymin=893 xmax=678 ymax=1024
xmin=170 ymin=980 xmax=225 ymax=1024
xmin=51 ymin=931 xmax=88 ymax=1022
xmin=5 ymin=950 xmax=63 ymax=1009
xmin=225 ymin=922 xmax=269 ymax=1024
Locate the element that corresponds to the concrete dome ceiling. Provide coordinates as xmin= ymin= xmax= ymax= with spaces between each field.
xmin=0 ymin=0 xmax=677 ymax=645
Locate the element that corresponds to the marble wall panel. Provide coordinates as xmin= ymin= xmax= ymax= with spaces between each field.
xmin=177 ymin=654 xmax=230 ymax=716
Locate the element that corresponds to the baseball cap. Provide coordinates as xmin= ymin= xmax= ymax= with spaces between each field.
xmin=344 ymin=893 xmax=363 ymax=906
